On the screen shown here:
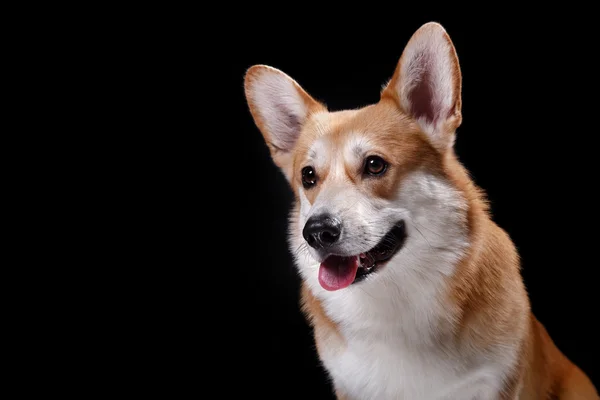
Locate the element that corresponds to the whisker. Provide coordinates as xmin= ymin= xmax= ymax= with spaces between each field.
xmin=411 ymin=220 xmax=445 ymax=240
xmin=410 ymin=223 xmax=433 ymax=249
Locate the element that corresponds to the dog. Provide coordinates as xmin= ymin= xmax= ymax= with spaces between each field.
xmin=243 ymin=22 xmax=598 ymax=399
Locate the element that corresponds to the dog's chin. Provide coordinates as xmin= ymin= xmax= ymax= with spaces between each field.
xmin=316 ymin=221 xmax=407 ymax=292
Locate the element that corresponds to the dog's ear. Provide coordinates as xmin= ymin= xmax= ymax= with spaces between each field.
xmin=382 ymin=22 xmax=462 ymax=151
xmin=244 ymin=65 xmax=325 ymax=180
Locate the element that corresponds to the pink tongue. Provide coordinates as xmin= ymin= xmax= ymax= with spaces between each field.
xmin=318 ymin=255 xmax=359 ymax=291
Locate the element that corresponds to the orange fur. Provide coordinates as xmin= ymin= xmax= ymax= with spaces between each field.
xmin=289 ymin=101 xmax=441 ymax=202
xmin=245 ymin=22 xmax=598 ymax=400
xmin=299 ymin=147 xmax=598 ymax=397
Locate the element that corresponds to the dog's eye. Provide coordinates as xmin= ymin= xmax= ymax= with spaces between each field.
xmin=301 ymin=166 xmax=317 ymax=188
xmin=364 ymin=156 xmax=387 ymax=176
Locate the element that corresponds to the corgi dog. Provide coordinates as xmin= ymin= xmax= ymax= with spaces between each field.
xmin=244 ymin=22 xmax=598 ymax=399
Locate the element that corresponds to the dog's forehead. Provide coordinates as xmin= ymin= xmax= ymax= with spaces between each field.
xmin=300 ymin=102 xmax=413 ymax=162
xmin=306 ymin=132 xmax=373 ymax=169
xmin=290 ymin=101 xmax=430 ymax=202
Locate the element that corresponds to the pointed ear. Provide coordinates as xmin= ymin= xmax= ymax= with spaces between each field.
xmin=244 ymin=65 xmax=325 ymax=180
xmin=382 ymin=22 xmax=462 ymax=151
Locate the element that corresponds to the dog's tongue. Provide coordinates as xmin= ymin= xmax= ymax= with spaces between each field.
xmin=318 ymin=255 xmax=359 ymax=291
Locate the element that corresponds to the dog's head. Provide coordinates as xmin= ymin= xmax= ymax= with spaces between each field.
xmin=244 ymin=23 xmax=472 ymax=295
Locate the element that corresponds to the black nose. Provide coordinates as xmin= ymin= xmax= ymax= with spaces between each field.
xmin=303 ymin=214 xmax=342 ymax=248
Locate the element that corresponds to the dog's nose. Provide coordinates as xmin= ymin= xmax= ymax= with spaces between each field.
xmin=303 ymin=214 xmax=342 ymax=248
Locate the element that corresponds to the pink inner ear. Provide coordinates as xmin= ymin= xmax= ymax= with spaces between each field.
xmin=398 ymin=30 xmax=460 ymax=137
xmin=272 ymin=102 xmax=302 ymax=152
xmin=407 ymin=53 xmax=436 ymax=124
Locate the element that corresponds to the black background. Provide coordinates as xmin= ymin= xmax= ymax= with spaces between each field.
xmin=142 ymin=7 xmax=599 ymax=398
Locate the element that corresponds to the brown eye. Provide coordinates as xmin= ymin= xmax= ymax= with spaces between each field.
xmin=302 ymin=166 xmax=317 ymax=188
xmin=364 ymin=156 xmax=387 ymax=176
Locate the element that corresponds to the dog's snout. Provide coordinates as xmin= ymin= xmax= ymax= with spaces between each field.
xmin=303 ymin=214 xmax=342 ymax=248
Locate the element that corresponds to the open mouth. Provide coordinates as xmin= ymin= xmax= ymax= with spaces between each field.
xmin=318 ymin=221 xmax=407 ymax=291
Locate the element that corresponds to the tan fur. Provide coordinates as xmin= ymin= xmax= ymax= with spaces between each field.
xmin=245 ymin=22 xmax=598 ymax=400
xmin=299 ymin=149 xmax=598 ymax=398
xmin=301 ymin=283 xmax=345 ymax=357
xmin=334 ymin=388 xmax=349 ymax=400
xmin=290 ymin=101 xmax=442 ymax=203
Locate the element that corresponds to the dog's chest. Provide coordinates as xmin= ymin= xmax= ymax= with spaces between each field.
xmin=318 ymin=334 xmax=506 ymax=400
xmin=321 ymin=334 xmax=448 ymax=399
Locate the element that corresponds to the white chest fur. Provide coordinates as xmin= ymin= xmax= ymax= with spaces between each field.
xmin=318 ymin=323 xmax=513 ymax=399
xmin=314 ymin=277 xmax=519 ymax=400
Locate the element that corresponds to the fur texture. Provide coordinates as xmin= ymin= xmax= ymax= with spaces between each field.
xmin=244 ymin=22 xmax=598 ymax=400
